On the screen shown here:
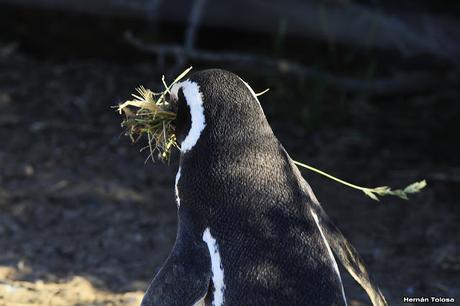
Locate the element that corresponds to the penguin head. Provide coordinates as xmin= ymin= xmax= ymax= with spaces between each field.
xmin=169 ymin=69 xmax=273 ymax=155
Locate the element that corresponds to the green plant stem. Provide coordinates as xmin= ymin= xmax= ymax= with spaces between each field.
xmin=292 ymin=160 xmax=372 ymax=193
xmin=292 ymin=159 xmax=426 ymax=201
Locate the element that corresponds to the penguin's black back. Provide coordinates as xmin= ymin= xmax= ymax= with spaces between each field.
xmin=175 ymin=70 xmax=346 ymax=305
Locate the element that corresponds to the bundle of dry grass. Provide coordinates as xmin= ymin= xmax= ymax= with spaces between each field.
xmin=116 ymin=67 xmax=192 ymax=161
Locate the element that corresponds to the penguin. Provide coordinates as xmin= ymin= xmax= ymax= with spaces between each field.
xmin=141 ymin=69 xmax=387 ymax=306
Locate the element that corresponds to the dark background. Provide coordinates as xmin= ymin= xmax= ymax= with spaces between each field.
xmin=0 ymin=1 xmax=459 ymax=305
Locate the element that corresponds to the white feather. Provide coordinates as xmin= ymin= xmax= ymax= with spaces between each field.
xmin=202 ymin=228 xmax=225 ymax=306
xmin=237 ymin=76 xmax=264 ymax=111
xmin=310 ymin=209 xmax=348 ymax=306
xmin=174 ymin=167 xmax=181 ymax=207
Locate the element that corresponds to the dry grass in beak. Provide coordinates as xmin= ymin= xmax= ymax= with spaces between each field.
xmin=116 ymin=67 xmax=192 ymax=162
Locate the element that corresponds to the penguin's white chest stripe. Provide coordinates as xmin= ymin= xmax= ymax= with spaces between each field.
xmin=174 ymin=167 xmax=181 ymax=207
xmin=202 ymin=228 xmax=225 ymax=306
xmin=171 ymin=80 xmax=206 ymax=153
xmin=310 ymin=209 xmax=348 ymax=306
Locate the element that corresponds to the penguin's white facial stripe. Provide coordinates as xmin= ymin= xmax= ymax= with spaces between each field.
xmin=171 ymin=80 xmax=206 ymax=153
xmin=174 ymin=167 xmax=181 ymax=207
xmin=310 ymin=209 xmax=348 ymax=306
xmin=170 ymin=82 xmax=182 ymax=101
xmin=202 ymin=228 xmax=225 ymax=306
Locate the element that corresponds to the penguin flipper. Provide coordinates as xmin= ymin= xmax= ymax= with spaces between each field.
xmin=310 ymin=204 xmax=388 ymax=306
xmin=141 ymin=216 xmax=212 ymax=306
xmin=282 ymin=146 xmax=387 ymax=306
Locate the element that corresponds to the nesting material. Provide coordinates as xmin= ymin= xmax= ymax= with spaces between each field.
xmin=116 ymin=67 xmax=192 ymax=161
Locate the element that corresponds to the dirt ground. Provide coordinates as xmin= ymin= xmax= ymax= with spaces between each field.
xmin=0 ymin=45 xmax=459 ymax=305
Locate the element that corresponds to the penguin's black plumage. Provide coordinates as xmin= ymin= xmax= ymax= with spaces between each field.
xmin=141 ymin=69 xmax=387 ymax=306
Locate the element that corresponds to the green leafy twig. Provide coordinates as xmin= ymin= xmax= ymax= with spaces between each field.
xmin=292 ymin=160 xmax=427 ymax=201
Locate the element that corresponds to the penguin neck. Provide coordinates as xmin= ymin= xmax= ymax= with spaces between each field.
xmin=176 ymin=126 xmax=297 ymax=223
xmin=176 ymin=101 xmax=290 ymax=216
xmin=178 ymin=122 xmax=282 ymax=177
